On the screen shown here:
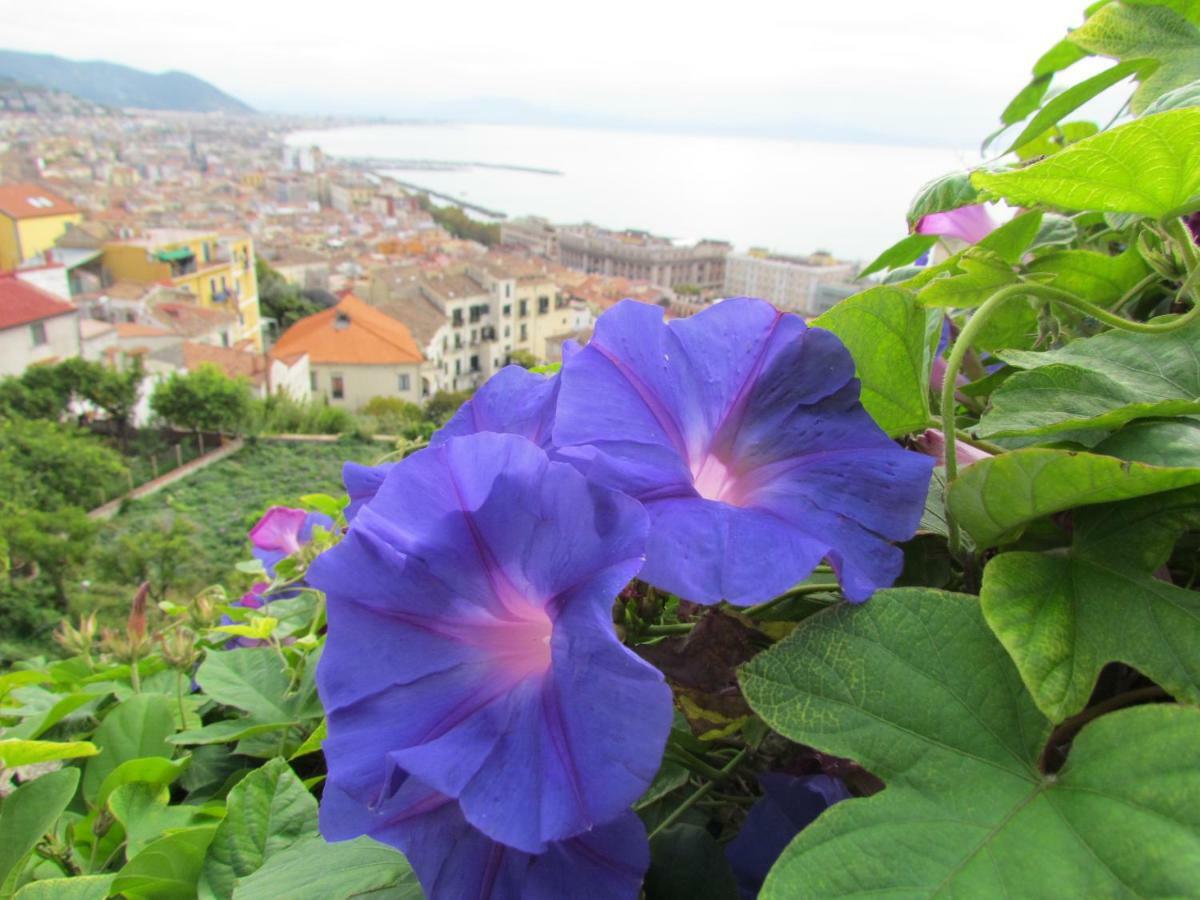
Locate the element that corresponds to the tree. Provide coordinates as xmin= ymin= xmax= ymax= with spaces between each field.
xmin=508 ymin=349 xmax=538 ymax=369
xmin=6 ymin=507 xmax=98 ymax=611
xmin=0 ymin=363 xmax=76 ymax=421
xmin=361 ymin=396 xmax=423 ymax=432
xmin=0 ymin=418 xmax=129 ymax=511
xmin=423 ymin=390 xmax=473 ymax=425
xmin=415 ymin=194 xmax=501 ymax=246
xmin=76 ymin=356 xmax=144 ymax=449
xmin=256 ymin=259 xmax=327 ymax=331
xmin=151 ymin=364 xmax=253 ymax=434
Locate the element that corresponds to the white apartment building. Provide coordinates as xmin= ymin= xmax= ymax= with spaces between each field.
xmin=724 ymin=252 xmax=858 ymax=316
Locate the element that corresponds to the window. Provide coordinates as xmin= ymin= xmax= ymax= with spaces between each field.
xmin=203 ymin=243 xmax=211 ymax=263
xmin=538 ymin=296 xmax=549 ymax=314
xmin=452 ymin=309 xmax=464 ymax=327
xmin=520 ymin=323 xmax=527 ymax=340
xmin=471 ymin=329 xmax=477 ymax=343
xmin=502 ymin=304 xmax=511 ymax=317
xmin=555 ymin=293 xmax=567 ymax=309
xmin=30 ymin=322 xmax=47 ymax=346
xmin=331 ymin=374 xmax=345 ymax=400
xmin=519 ymin=300 xmax=528 ymax=317
xmin=398 ymin=373 xmax=411 ymax=392
xmin=455 ymin=334 xmax=463 ymax=349
xmin=505 ymin=284 xmax=511 ymax=298
xmin=455 ymin=359 xmax=461 ymax=375
xmin=310 ymin=371 xmax=318 ymax=391
xmin=504 ymin=325 xmax=511 ymax=337
xmin=210 ymin=278 xmax=218 ymax=297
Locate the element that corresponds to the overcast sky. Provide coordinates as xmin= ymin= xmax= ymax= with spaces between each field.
xmin=6 ymin=0 xmax=1109 ymax=145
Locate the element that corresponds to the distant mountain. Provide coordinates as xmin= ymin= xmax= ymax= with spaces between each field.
xmin=0 ymin=50 xmax=253 ymax=113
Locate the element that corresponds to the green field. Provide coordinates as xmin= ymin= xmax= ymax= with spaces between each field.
xmin=99 ymin=437 xmax=381 ymax=589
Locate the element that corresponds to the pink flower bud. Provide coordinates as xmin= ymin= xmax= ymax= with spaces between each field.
xmin=913 ymin=429 xmax=993 ymax=469
xmin=128 ymin=581 xmax=150 ymax=643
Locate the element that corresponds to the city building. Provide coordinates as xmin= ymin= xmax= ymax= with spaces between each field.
xmin=100 ymin=228 xmax=264 ymax=349
xmin=368 ymin=254 xmax=593 ymax=394
xmin=269 ymin=292 xmax=425 ymax=409
xmin=0 ymin=272 xmax=79 ymax=376
xmin=0 ymin=183 xmax=82 ymax=271
xmin=557 ymin=225 xmax=730 ymax=293
xmin=723 ymin=250 xmax=858 ymax=316
xmin=500 ymin=216 xmax=559 ymax=259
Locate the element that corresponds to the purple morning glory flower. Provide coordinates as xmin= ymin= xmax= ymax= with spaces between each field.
xmin=341 ymin=365 xmax=560 ymax=524
xmin=434 ymin=364 xmax=560 ymax=450
xmin=249 ymin=506 xmax=334 ymax=577
xmin=1185 ymin=211 xmax=1200 ymax=244
xmin=725 ymin=773 xmax=850 ymax=899
xmin=915 ymin=203 xmax=996 ymax=245
xmin=308 ymin=432 xmax=673 ymax=853
xmin=552 ymin=299 xmax=934 ymax=605
xmin=342 ymin=461 xmax=395 ymax=523
xmin=321 ymin=775 xmax=648 ymax=899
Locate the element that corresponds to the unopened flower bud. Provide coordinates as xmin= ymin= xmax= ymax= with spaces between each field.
xmin=913 ymin=429 xmax=993 ymax=469
xmin=127 ymin=582 xmax=150 ymax=645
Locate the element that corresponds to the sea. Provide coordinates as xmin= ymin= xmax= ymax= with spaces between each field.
xmin=286 ymin=123 xmax=976 ymax=262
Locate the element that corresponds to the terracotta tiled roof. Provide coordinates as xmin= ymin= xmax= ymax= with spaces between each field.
xmin=183 ymin=342 xmax=268 ymax=387
xmin=115 ymin=322 xmax=173 ymax=338
xmin=0 ymin=184 xmax=78 ymax=220
xmin=270 ymin=294 xmax=424 ymax=366
xmin=0 ymin=274 xmax=77 ymax=330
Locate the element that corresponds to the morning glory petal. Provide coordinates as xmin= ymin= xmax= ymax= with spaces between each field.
xmin=309 ymin=432 xmax=671 ymax=852
xmin=553 ymin=298 xmax=934 ymax=605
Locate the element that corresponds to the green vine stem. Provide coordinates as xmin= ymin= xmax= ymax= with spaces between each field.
xmin=941 ymin=277 xmax=1200 ymax=560
xmin=647 ymin=746 xmax=749 ymax=840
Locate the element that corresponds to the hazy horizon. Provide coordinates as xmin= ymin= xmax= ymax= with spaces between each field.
xmin=3 ymin=0 xmax=1117 ymax=147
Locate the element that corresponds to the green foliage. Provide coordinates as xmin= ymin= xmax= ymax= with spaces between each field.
xmin=6 ymin=508 xmax=98 ymax=609
xmin=508 ymin=348 xmax=538 ymax=369
xmin=905 ymin=170 xmax=982 ymax=228
xmin=255 ymin=260 xmax=327 ymax=332
xmin=416 ymin=193 xmax=501 ymax=245
xmin=423 ymin=389 xmax=473 ymax=425
xmin=96 ymin=514 xmax=202 ymax=605
xmin=81 ymin=694 xmax=176 ymax=804
xmin=982 ymin=486 xmax=1200 ymax=719
xmin=1069 ymin=1 xmax=1200 ymax=113
xmin=973 ymin=108 xmax=1200 ymax=217
xmin=249 ymin=393 xmax=356 ymax=436
xmin=8 ymin=5 xmax=1200 ymax=897
xmin=740 ymin=590 xmax=1200 ymax=897
xmin=0 ymin=419 xmax=128 ymax=511
xmin=101 ymin=440 xmax=375 ymax=586
xmin=151 ymin=365 xmax=253 ymax=435
xmin=858 ymin=233 xmax=938 ymax=278
xmin=357 ymin=396 xmax=423 ymax=437
xmin=948 ymin=449 xmax=1200 ymax=547
xmin=0 ymin=768 xmax=81 ymax=896
xmin=1005 ymin=59 xmax=1148 ymax=153
xmin=232 ymin=836 xmax=422 ymax=900
xmin=198 ymin=758 xmax=318 ymax=899
xmin=812 ymin=285 xmax=938 ymax=436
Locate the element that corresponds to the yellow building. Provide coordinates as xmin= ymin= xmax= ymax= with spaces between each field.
xmin=0 ymin=183 xmax=83 ymax=271
xmin=102 ymin=228 xmax=263 ymax=350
